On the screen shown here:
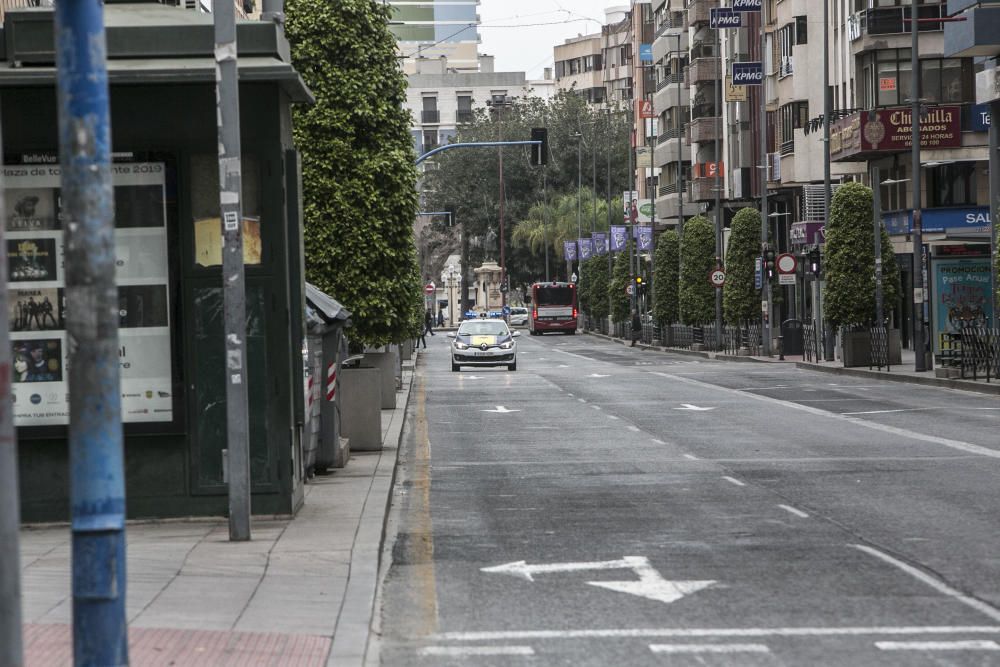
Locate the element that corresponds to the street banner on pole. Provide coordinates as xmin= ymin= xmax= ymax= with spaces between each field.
xmin=592 ymin=232 xmax=608 ymax=256
xmin=611 ymin=226 xmax=627 ymax=252
xmin=579 ymin=238 xmax=593 ymax=260
xmin=623 ymin=190 xmax=639 ymax=222
xmin=563 ymin=241 xmax=577 ymax=260
xmin=636 ymin=226 xmax=653 ymax=251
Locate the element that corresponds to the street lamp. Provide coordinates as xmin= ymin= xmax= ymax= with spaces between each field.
xmin=486 ymin=95 xmax=515 ymax=313
xmin=574 ymin=130 xmax=584 ymax=318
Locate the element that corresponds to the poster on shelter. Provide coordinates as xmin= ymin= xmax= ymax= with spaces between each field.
xmin=5 ymin=159 xmax=173 ymax=426
xmin=932 ymin=257 xmax=993 ymax=354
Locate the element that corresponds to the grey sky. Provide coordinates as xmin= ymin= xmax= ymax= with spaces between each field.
xmin=478 ymin=0 xmax=623 ymax=79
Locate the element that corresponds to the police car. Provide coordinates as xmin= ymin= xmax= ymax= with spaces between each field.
xmin=448 ymin=319 xmax=520 ymax=372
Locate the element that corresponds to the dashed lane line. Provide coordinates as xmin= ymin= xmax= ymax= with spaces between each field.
xmin=650 ymin=643 xmax=770 ymax=655
xmin=652 ymin=439 xmax=666 ymax=445
xmin=722 ymin=476 xmax=746 ymax=487
xmin=683 ymin=454 xmax=698 ymax=460
xmin=418 ymin=646 xmax=535 ymax=657
xmin=875 ymin=640 xmax=1000 ymax=651
xmin=778 ymin=504 xmax=810 ymax=519
xmin=854 ymin=545 xmax=1000 ymax=623
xmin=432 ymin=626 xmax=1000 ymax=642
xmin=627 ymin=425 xmax=640 ymax=432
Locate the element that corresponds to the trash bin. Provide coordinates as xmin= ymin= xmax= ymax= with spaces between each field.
xmin=305 ymin=283 xmax=352 ymax=473
xmin=780 ymin=319 xmax=804 ymax=356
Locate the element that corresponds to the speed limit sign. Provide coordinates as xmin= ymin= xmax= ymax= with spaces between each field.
xmin=709 ymin=269 xmax=726 ymax=287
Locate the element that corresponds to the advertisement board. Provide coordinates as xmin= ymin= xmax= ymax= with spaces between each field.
xmin=831 ymin=106 xmax=962 ymax=161
xmin=6 ymin=159 xmax=173 ymax=426
xmin=932 ymin=257 xmax=994 ymax=354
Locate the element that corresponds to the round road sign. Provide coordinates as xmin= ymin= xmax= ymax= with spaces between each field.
xmin=776 ymin=253 xmax=797 ymax=275
xmin=424 ymin=283 xmax=435 ymax=295
xmin=709 ymin=269 xmax=726 ymax=287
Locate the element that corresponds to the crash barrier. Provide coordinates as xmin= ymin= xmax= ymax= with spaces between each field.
xmin=804 ymin=323 xmax=818 ymax=362
xmin=721 ymin=323 xmax=762 ymax=356
xmin=869 ymin=324 xmax=890 ymax=372
xmin=954 ymin=325 xmax=1000 ymax=382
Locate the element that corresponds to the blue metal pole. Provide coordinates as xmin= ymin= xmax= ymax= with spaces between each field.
xmin=415 ymin=140 xmax=540 ymax=165
xmin=54 ymin=0 xmax=128 ymax=663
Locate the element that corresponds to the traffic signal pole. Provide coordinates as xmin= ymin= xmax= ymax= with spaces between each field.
xmin=54 ymin=0 xmax=129 ymax=662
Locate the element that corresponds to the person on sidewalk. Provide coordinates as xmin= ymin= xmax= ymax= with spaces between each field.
xmin=630 ymin=310 xmax=642 ymax=347
xmin=416 ymin=325 xmax=426 ymax=349
xmin=424 ymin=309 xmax=435 ymax=336
xmin=437 ymin=308 xmax=444 ymax=327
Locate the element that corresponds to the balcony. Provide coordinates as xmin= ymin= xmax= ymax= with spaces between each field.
xmin=685 ymin=57 xmax=720 ymax=86
xmin=689 ymin=177 xmax=720 ymax=202
xmin=456 ymin=109 xmax=474 ymax=124
xmin=654 ymin=75 xmax=689 ymax=112
xmin=421 ymin=109 xmax=441 ymax=124
xmin=654 ymin=128 xmax=691 ymax=165
xmin=779 ymin=55 xmax=793 ymax=78
xmin=848 ymin=4 xmax=944 ymax=53
xmin=687 ymin=116 xmax=721 ymax=144
xmin=686 ymin=0 xmax=719 ymax=27
xmin=655 ymin=185 xmax=706 ymax=222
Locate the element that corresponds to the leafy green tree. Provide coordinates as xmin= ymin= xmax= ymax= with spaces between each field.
xmin=587 ymin=256 xmax=611 ymax=321
xmin=287 ymin=0 xmax=421 ymax=347
xmin=610 ymin=244 xmax=633 ymax=324
xmin=724 ymin=208 xmax=761 ymax=325
xmin=578 ymin=255 xmax=595 ymax=314
xmin=652 ymin=229 xmax=679 ymax=327
xmin=679 ymin=216 xmax=715 ymax=325
xmin=823 ymin=182 xmax=901 ymax=327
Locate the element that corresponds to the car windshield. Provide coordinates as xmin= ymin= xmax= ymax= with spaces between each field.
xmin=458 ymin=321 xmax=509 ymax=336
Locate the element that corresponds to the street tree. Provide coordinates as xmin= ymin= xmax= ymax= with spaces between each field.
xmin=724 ymin=207 xmax=761 ymax=325
xmin=652 ymin=229 xmax=679 ymax=327
xmin=586 ymin=256 xmax=611 ymax=322
xmin=823 ymin=182 xmax=901 ymax=327
xmin=286 ymin=0 xmax=422 ymax=346
xmin=610 ymin=244 xmax=633 ymax=324
xmin=679 ymin=216 xmax=716 ymax=325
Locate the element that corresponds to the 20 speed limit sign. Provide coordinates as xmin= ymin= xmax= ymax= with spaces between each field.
xmin=709 ymin=269 xmax=726 ymax=287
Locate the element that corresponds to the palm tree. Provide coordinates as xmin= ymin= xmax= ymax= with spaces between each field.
xmin=512 ymin=188 xmax=619 ymax=260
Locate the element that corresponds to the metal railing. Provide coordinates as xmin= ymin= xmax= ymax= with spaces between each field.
xmin=804 ymin=323 xmax=818 ymax=362
xmin=958 ymin=325 xmax=1000 ymax=382
xmin=869 ymin=325 xmax=890 ymax=372
xmin=721 ymin=323 xmax=761 ymax=356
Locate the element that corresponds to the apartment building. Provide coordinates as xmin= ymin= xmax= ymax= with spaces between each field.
xmin=388 ymin=0 xmax=482 ymax=74
xmin=554 ymin=33 xmax=606 ymax=104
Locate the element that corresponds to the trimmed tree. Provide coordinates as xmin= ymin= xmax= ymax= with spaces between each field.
xmin=823 ymin=181 xmax=901 ymax=328
xmin=287 ymin=0 xmax=422 ymax=348
xmin=724 ymin=207 xmax=761 ymax=325
xmin=652 ymin=229 xmax=679 ymax=327
xmin=588 ymin=256 xmax=610 ymax=322
xmin=679 ymin=216 xmax=715 ymax=325
xmin=610 ymin=244 xmax=633 ymax=324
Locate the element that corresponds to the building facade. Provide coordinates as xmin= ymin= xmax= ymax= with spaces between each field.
xmin=388 ymin=0 xmax=482 ymax=74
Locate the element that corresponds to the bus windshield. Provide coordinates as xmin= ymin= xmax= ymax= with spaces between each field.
xmin=535 ymin=286 xmax=574 ymax=306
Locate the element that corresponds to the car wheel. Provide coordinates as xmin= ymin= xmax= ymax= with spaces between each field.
xmin=508 ymin=360 xmax=517 ymax=371
xmin=451 ymin=362 xmax=460 ymax=372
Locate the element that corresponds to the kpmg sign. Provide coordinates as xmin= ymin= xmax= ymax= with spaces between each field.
xmin=731 ymin=0 xmax=762 ymax=11
xmin=731 ymin=62 xmax=763 ymax=86
xmin=710 ymin=7 xmax=743 ymax=28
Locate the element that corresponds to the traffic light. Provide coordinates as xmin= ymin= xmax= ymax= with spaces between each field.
xmin=808 ymin=247 xmax=822 ymax=276
xmin=765 ymin=248 xmax=775 ymax=279
xmin=530 ymin=127 xmax=548 ymax=166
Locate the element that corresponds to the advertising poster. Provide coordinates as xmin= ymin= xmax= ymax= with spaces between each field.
xmin=578 ymin=238 xmax=593 ymax=260
xmin=592 ymin=232 xmax=608 ymax=256
xmin=563 ymin=241 xmax=577 ymax=261
xmin=932 ymin=257 xmax=993 ymax=354
xmin=636 ymin=226 xmax=653 ymax=251
xmin=5 ymin=159 xmax=173 ymax=426
xmin=611 ymin=226 xmax=627 ymax=252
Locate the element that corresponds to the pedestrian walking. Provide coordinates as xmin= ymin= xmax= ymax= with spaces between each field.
xmin=416 ymin=326 xmax=426 ymax=349
xmin=630 ymin=310 xmax=642 ymax=347
xmin=425 ymin=309 xmax=435 ymax=336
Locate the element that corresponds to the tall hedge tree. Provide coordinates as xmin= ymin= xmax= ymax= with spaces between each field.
xmin=724 ymin=207 xmax=761 ymax=325
xmin=652 ymin=229 xmax=679 ymax=327
xmin=610 ymin=244 xmax=633 ymax=323
xmin=823 ymin=182 xmax=901 ymax=327
xmin=679 ymin=216 xmax=716 ymax=325
xmin=587 ymin=256 xmax=611 ymax=322
xmin=287 ymin=0 xmax=422 ymax=347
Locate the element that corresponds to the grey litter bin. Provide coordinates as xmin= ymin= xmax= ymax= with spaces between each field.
xmin=780 ymin=319 xmax=804 ymax=356
xmin=305 ymin=283 xmax=352 ymax=472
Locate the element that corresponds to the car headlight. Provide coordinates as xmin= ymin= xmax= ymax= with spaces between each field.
xmin=499 ymin=341 xmax=514 ymax=350
xmin=454 ymin=341 xmax=469 ymax=350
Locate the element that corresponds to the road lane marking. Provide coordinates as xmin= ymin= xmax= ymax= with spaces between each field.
xmin=778 ymin=504 xmax=809 ymax=518
xmin=650 ymin=643 xmax=770 ymax=654
xmin=722 ymin=476 xmax=746 ymax=487
xmin=482 ymin=406 xmax=520 ymax=413
xmin=875 ymin=640 xmax=1000 ymax=651
xmin=433 ymin=626 xmax=1000 ymax=641
xmin=591 ymin=405 xmax=602 ymax=410
xmin=627 ymin=425 xmax=640 ymax=432
xmin=853 ymin=545 xmax=1000 ymax=622
xmin=683 ymin=454 xmax=698 ymax=460
xmin=651 ymin=372 xmax=1000 ymax=459
xmin=843 ymin=407 xmax=1000 ymax=415
xmin=418 ymin=646 xmax=535 ymax=656
xmin=652 ymin=439 xmax=666 ymax=445
xmin=675 ymin=404 xmax=716 ymax=411
xmin=607 ymin=415 xmax=619 ymax=420
xmin=577 ymin=398 xmax=586 ymax=403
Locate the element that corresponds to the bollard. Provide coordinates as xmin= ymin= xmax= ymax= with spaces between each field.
xmin=778 ymin=335 xmax=785 ymax=361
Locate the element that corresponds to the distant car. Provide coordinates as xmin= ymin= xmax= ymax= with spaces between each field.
xmin=508 ymin=307 xmax=529 ymax=326
xmin=449 ymin=319 xmax=520 ymax=372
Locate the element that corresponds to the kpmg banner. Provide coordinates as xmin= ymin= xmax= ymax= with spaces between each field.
xmin=932 ymin=257 xmax=993 ymax=354
xmin=592 ymin=232 xmax=608 ymax=256
xmin=611 ymin=226 xmax=628 ymax=252
xmin=882 ymin=207 xmax=991 ymax=236
xmin=636 ymin=226 xmax=653 ymax=251
xmin=578 ymin=238 xmax=593 ymax=260
xmin=563 ymin=240 xmax=577 ymax=261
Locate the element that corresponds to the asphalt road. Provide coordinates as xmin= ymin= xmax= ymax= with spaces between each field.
xmin=376 ymin=331 xmax=1000 ymax=666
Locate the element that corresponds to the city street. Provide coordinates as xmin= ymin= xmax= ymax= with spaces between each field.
xmin=376 ymin=331 xmax=1000 ymax=666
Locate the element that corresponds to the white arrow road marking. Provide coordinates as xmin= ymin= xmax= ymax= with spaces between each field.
xmin=589 ymin=374 xmax=610 ymax=378
xmin=482 ymin=406 xmax=520 ymax=413
xmin=481 ymin=556 xmax=715 ymax=605
xmin=675 ymin=404 xmax=716 ymax=411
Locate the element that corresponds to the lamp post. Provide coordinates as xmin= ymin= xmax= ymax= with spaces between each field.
xmin=487 ymin=95 xmax=514 ymax=314
xmin=769 ymin=211 xmax=792 ymax=323
xmin=574 ymin=130 xmax=584 ymax=313
xmin=759 ymin=1 xmax=771 ymax=357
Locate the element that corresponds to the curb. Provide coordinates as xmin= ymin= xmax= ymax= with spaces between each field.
xmin=326 ymin=351 xmax=418 ymax=667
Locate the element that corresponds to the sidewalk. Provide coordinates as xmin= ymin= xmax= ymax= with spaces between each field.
xmin=19 ymin=355 xmax=418 ymax=667
xmin=588 ymin=332 xmax=1000 ymax=396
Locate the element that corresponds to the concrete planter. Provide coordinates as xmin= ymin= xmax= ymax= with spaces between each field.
xmin=362 ymin=348 xmax=399 ymax=409
xmin=400 ymin=339 xmax=413 ymax=361
xmin=841 ymin=329 xmax=902 ymax=367
xmin=339 ymin=367 xmax=382 ymax=451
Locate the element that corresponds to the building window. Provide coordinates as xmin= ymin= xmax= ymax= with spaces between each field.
xmin=861 ymin=50 xmax=971 ymax=108
xmin=422 ymin=130 xmax=438 ymax=150
xmin=928 ymin=162 xmax=976 ymax=207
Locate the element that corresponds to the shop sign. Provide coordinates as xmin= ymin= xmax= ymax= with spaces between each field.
xmin=970 ymin=103 xmax=991 ymax=133
xmin=692 ymin=161 xmax=725 ymax=179
xmin=830 ymin=105 xmax=962 ymax=161
xmin=879 ymin=77 xmax=897 ymax=92
xmin=790 ymin=221 xmax=825 ymax=246
xmin=882 ymin=206 xmax=992 ymax=236
xmin=6 ymin=157 xmax=174 ymax=426
xmin=725 ymin=76 xmax=748 ymax=102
